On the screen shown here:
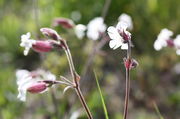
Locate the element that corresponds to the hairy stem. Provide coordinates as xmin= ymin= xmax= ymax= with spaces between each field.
xmin=63 ymin=41 xmax=93 ymax=119
xmin=123 ymin=42 xmax=131 ymax=119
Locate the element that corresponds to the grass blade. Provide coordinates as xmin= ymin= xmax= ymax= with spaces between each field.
xmin=94 ymin=71 xmax=109 ymax=119
xmin=153 ymin=101 xmax=164 ymax=119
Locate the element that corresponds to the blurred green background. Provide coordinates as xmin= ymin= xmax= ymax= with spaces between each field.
xmin=0 ymin=0 xmax=180 ymax=119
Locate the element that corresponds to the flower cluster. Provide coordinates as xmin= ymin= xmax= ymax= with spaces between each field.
xmin=154 ymin=28 xmax=180 ymax=55
xmin=18 ymin=28 xmax=73 ymax=101
xmin=107 ymin=13 xmax=133 ymax=50
xmin=16 ymin=69 xmax=56 ymax=101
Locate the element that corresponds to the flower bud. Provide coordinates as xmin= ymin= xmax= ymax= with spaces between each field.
xmin=130 ymin=59 xmax=139 ymax=69
xmin=40 ymin=28 xmax=61 ymax=40
xmin=53 ymin=18 xmax=75 ymax=29
xmin=32 ymin=41 xmax=53 ymax=53
xmin=124 ymin=58 xmax=138 ymax=69
xmin=27 ymin=82 xmax=47 ymax=93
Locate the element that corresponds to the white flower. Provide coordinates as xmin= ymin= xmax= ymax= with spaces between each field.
xmin=107 ymin=26 xmax=127 ymax=50
xmin=154 ymin=28 xmax=173 ymax=51
xmin=43 ymin=71 xmax=56 ymax=81
xmin=118 ymin=13 xmax=133 ymax=30
xmin=107 ymin=20 xmax=131 ymax=50
xmin=16 ymin=69 xmax=56 ymax=101
xmin=87 ymin=17 xmax=106 ymax=40
xmin=174 ymin=35 xmax=180 ymax=55
xmin=20 ymin=32 xmax=36 ymax=56
xmin=74 ymin=24 xmax=86 ymax=39
xmin=16 ymin=70 xmax=36 ymax=101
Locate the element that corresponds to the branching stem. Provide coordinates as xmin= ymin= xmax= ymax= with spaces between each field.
xmin=63 ymin=40 xmax=93 ymax=119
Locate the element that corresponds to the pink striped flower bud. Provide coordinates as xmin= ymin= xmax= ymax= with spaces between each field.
xmin=32 ymin=41 xmax=53 ymax=53
xmin=27 ymin=82 xmax=47 ymax=93
xmin=40 ymin=28 xmax=61 ymax=40
xmin=53 ymin=18 xmax=75 ymax=29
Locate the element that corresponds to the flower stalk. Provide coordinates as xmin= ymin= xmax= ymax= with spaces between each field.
xmin=123 ymin=42 xmax=131 ymax=119
xmin=63 ymin=40 xmax=93 ymax=119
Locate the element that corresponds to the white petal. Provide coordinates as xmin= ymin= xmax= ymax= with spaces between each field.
xmin=174 ymin=35 xmax=180 ymax=48
xmin=46 ymin=72 xmax=56 ymax=81
xmin=16 ymin=69 xmax=30 ymax=81
xmin=17 ymin=89 xmax=26 ymax=101
xmin=154 ymin=40 xmax=162 ymax=51
xmin=24 ymin=48 xmax=29 ymax=56
xmin=107 ymin=26 xmax=123 ymax=41
xmin=121 ymin=43 xmax=128 ymax=50
xmin=109 ymin=39 xmax=122 ymax=50
xmin=87 ymin=31 xmax=99 ymax=40
xmin=118 ymin=13 xmax=133 ymax=30
xmin=75 ymin=24 xmax=86 ymax=39
xmin=116 ymin=21 xmax=128 ymax=31
xmin=87 ymin=17 xmax=106 ymax=40
xmin=26 ymin=32 xmax=31 ymax=38
xmin=176 ymin=49 xmax=180 ymax=55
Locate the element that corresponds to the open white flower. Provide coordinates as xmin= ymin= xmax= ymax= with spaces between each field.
xmin=174 ymin=35 xmax=180 ymax=55
xmin=16 ymin=69 xmax=56 ymax=101
xmin=107 ymin=19 xmax=131 ymax=50
xmin=20 ymin=32 xmax=36 ymax=56
xmin=154 ymin=28 xmax=173 ymax=51
xmin=108 ymin=26 xmax=128 ymax=50
xmin=87 ymin=17 xmax=106 ymax=40
xmin=16 ymin=70 xmax=36 ymax=101
xmin=118 ymin=13 xmax=133 ymax=30
xmin=74 ymin=24 xmax=86 ymax=39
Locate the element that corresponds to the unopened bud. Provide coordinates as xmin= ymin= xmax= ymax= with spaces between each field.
xmin=130 ymin=59 xmax=139 ymax=69
xmin=32 ymin=41 xmax=53 ymax=53
xmin=124 ymin=58 xmax=138 ymax=69
xmin=40 ymin=28 xmax=61 ymax=40
xmin=27 ymin=82 xmax=47 ymax=93
xmin=53 ymin=18 xmax=75 ymax=29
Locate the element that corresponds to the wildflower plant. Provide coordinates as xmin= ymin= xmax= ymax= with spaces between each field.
xmin=107 ymin=13 xmax=138 ymax=119
xmin=18 ymin=12 xmax=138 ymax=119
xmin=18 ymin=27 xmax=93 ymax=119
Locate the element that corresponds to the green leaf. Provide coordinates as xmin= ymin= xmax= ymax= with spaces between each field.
xmin=94 ymin=71 xmax=109 ymax=119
